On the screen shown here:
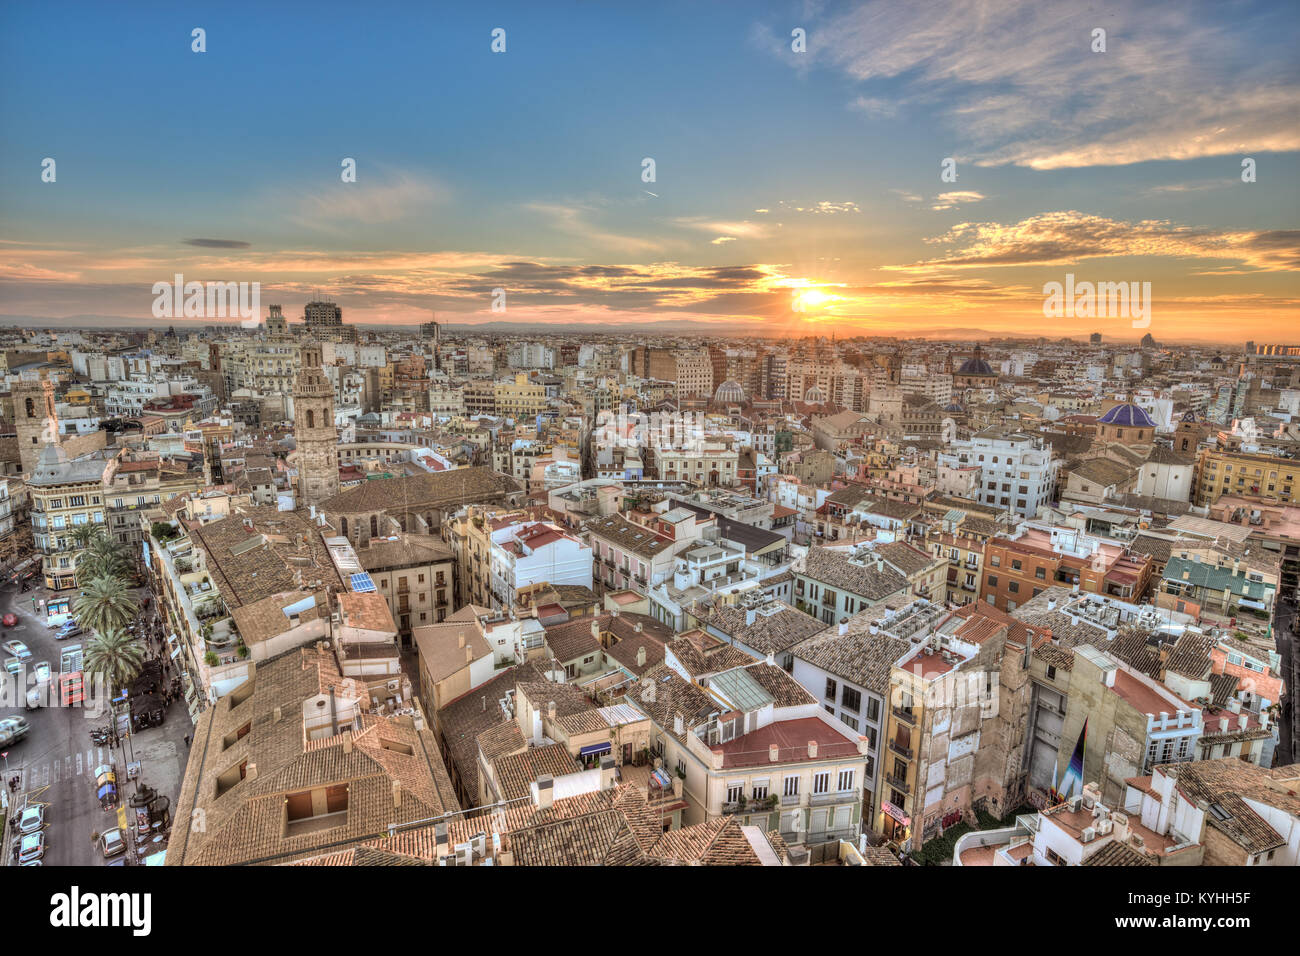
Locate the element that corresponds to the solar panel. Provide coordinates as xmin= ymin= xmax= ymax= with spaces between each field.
xmin=350 ymin=572 xmax=377 ymax=593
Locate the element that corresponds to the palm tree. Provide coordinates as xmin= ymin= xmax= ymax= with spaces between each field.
xmin=69 ymin=523 xmax=105 ymax=552
xmin=73 ymin=574 xmax=139 ymax=635
xmin=78 ymin=534 xmax=131 ymax=580
xmin=83 ymin=627 xmax=146 ymax=696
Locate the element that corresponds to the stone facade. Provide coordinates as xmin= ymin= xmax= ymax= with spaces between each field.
xmin=293 ymin=343 xmax=339 ymax=507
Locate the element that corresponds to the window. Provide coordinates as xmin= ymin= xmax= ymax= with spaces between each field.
xmin=1045 ymin=847 xmax=1067 ymax=866
xmin=1035 ymin=567 xmax=1046 ymax=579
xmin=841 ymin=686 xmax=861 ymax=713
xmin=812 ymin=772 xmax=830 ymax=795
xmin=866 ymin=698 xmax=880 ymax=723
xmin=837 ymin=770 xmax=855 ymax=792
xmin=1008 ymin=581 xmax=1019 ymax=594
xmin=726 ymin=782 xmax=743 ymax=804
xmin=839 ymin=713 xmax=859 ymax=732
xmin=752 ymin=781 xmax=768 ymax=801
xmin=989 ymin=555 xmax=1000 ymax=567
xmin=987 ymin=575 xmax=998 ymax=587
xmin=1046 ymin=665 xmax=1057 ymax=681
xmin=825 ymin=677 xmax=837 ymax=701
xmin=1011 ymin=559 xmax=1022 ymax=571
xmin=676 ymin=758 xmax=686 ymax=777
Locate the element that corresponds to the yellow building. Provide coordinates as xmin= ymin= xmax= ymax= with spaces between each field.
xmin=494 ymin=373 xmax=546 ymax=420
xmin=1194 ymin=447 xmax=1300 ymax=507
xmin=27 ymin=445 xmax=110 ymax=590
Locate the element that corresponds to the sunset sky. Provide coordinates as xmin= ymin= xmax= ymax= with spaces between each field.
xmin=1 ymin=0 xmax=1297 ymax=343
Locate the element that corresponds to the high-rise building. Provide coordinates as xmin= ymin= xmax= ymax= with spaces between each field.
xmin=303 ymin=299 xmax=343 ymax=332
xmin=293 ymin=343 xmax=339 ymax=506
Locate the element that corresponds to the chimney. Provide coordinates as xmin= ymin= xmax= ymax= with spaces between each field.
xmin=672 ymin=775 xmax=683 ymax=798
xmin=547 ymin=700 xmax=557 ymax=720
xmin=1219 ymin=716 xmax=1229 ymax=733
xmin=746 ymin=608 xmax=757 ymax=625
xmin=673 ymin=712 xmax=684 ymax=736
xmin=634 ymin=621 xmax=643 ymax=633
xmin=599 ymin=755 xmax=616 ymax=791
xmin=1237 ymin=714 xmax=1248 ymax=730
xmin=532 ymin=709 xmax=542 ymax=746
xmin=343 ymin=733 xmax=353 ymax=755
xmin=535 ymin=774 xmax=554 ymax=810
xmin=807 ymin=740 xmax=818 ymax=759
xmin=1047 ymin=598 xmax=1057 ymax=610
xmin=591 ymin=619 xmax=601 ymax=642
xmin=392 ymin=780 xmax=402 ymax=808
xmin=769 ymin=743 xmax=779 ymax=762
xmin=245 ymin=762 xmax=258 ymax=782
xmin=434 ymin=822 xmax=450 ymax=859
xmin=636 ymin=646 xmax=647 ymax=667
xmin=465 ymin=645 xmax=473 ymax=663
xmin=1227 ymin=698 xmax=1242 ymax=714
xmin=838 ymin=621 xmax=848 ymax=635
xmin=458 ymin=634 xmax=465 ymax=648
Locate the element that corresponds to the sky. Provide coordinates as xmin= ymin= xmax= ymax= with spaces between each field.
xmin=1 ymin=0 xmax=1297 ymax=344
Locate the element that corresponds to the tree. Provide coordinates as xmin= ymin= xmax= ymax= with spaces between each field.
xmin=83 ymin=627 xmax=146 ymax=695
xmin=78 ymin=534 xmax=132 ymax=580
xmin=73 ymin=574 xmax=139 ymax=635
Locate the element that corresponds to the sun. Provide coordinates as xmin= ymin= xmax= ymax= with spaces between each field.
xmin=793 ymin=288 xmax=836 ymax=313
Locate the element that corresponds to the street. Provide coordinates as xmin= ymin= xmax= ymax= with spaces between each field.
xmin=0 ymin=579 xmax=193 ymax=866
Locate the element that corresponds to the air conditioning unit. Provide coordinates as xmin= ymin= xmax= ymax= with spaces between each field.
xmin=1097 ymin=820 xmax=1114 ymax=836
xmin=454 ymin=841 xmax=473 ymax=865
xmin=1081 ymin=827 xmax=1096 ymax=843
xmin=386 ymin=679 xmax=400 ymax=692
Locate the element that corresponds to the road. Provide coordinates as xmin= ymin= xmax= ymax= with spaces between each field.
xmin=1 ymin=579 xmax=193 ymax=866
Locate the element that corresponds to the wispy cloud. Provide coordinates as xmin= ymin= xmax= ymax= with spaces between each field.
xmin=886 ymin=211 xmax=1300 ymax=272
xmin=931 ymin=191 xmax=986 ymax=211
xmin=769 ymin=0 xmax=1300 ymax=169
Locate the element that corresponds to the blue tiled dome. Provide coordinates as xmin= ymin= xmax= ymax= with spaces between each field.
xmin=956 ymin=355 xmax=994 ymax=376
xmin=1098 ymin=402 xmax=1154 ymax=427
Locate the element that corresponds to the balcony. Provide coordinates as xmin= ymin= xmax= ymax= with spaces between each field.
xmin=884 ymin=774 xmax=910 ymax=793
xmin=888 ymin=741 xmax=913 ymax=760
xmin=891 ymin=707 xmax=916 ymax=726
xmin=780 ymin=792 xmax=804 ymax=807
xmin=809 ymin=790 xmax=855 ymax=807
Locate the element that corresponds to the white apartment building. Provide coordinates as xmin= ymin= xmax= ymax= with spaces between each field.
xmin=937 ymin=429 xmax=1059 ymax=518
xmin=487 ymin=520 xmax=592 ymax=609
xmin=656 ymin=437 xmax=740 ymax=488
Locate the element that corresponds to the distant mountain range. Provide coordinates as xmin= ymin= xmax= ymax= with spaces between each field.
xmin=0 ymin=313 xmax=1231 ymax=346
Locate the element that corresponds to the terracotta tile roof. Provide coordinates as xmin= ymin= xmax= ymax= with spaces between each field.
xmin=491 ymin=742 xmax=578 ymax=800
xmin=801 ymin=546 xmax=911 ymax=602
xmin=666 ymin=631 xmax=756 ymax=678
xmin=1160 ymin=757 xmax=1299 ymax=854
xmin=1082 ymin=841 xmax=1156 ymax=866
xmin=318 ymin=466 xmax=521 ymax=516
xmin=792 ymin=625 xmax=910 ymax=696
xmin=705 ymin=600 xmax=829 ymax=656
xmin=169 ymin=644 xmax=457 ymax=867
xmin=338 ymin=590 xmax=396 ymax=633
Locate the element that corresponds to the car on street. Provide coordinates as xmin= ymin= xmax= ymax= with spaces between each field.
xmin=99 ymin=827 xmax=127 ymax=859
xmin=32 ymin=661 xmax=51 ymax=684
xmin=95 ymin=765 xmax=118 ymax=810
xmin=2 ymin=640 xmax=31 ymax=660
xmin=14 ymin=831 xmax=45 ymax=864
xmin=16 ymin=805 xmax=46 ymax=834
xmin=0 ymin=716 xmax=31 ymax=745
xmin=1 ymin=613 xmax=17 ymax=627
xmin=4 ymin=657 xmax=20 ymax=676
xmin=54 ymin=623 xmax=83 ymax=640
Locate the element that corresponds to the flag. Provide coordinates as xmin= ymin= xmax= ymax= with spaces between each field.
xmin=1058 ymin=718 xmax=1088 ymax=800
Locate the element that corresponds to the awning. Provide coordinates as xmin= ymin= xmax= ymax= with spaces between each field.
xmin=579 ymin=741 xmax=612 ymax=758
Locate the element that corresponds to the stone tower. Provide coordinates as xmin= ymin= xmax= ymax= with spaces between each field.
xmin=13 ymin=371 xmax=61 ymax=476
xmin=293 ymin=342 xmax=339 ymax=507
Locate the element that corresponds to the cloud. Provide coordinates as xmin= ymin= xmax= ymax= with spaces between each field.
xmin=930 ymin=191 xmax=986 ymax=211
xmin=526 ymin=201 xmax=666 ymax=254
xmin=886 ymin=211 xmax=1300 ymax=272
xmin=182 ymin=239 xmax=250 ymax=249
xmin=673 ymin=217 xmax=776 ymax=241
xmin=711 ymin=237 xmax=737 ymax=245
xmin=770 ymin=0 xmax=1300 ymax=168
xmin=280 ymin=172 xmax=445 ymax=233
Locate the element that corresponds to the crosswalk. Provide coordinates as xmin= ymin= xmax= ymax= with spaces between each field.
xmin=21 ymin=747 xmax=109 ymax=789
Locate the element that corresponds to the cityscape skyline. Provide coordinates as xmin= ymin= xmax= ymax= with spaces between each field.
xmin=2 ymin=0 xmax=1297 ymax=343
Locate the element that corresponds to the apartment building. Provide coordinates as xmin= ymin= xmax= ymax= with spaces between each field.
xmin=631 ymin=660 xmax=870 ymax=846
xmin=937 ymin=429 xmax=1058 ymax=518
xmin=27 ymin=444 xmax=110 ymax=590
xmin=982 ymin=524 xmax=1154 ymax=612
xmin=494 ymin=373 xmax=547 ymax=420
xmin=353 ymin=533 xmax=455 ymax=640
xmin=585 ymin=509 xmax=703 ymax=596
xmin=488 ymin=519 xmax=592 ymax=610
xmin=794 ymin=544 xmax=914 ymax=626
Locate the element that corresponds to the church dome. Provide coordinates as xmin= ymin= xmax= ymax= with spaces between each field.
xmin=803 ymin=385 xmax=827 ymax=403
xmin=943 ymin=402 xmax=964 ymax=413
xmin=956 ymin=354 xmax=994 ymax=376
xmin=1098 ymin=402 xmax=1155 ymax=428
xmin=714 ymin=380 xmax=746 ymax=404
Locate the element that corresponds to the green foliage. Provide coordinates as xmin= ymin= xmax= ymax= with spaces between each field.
xmin=83 ymin=627 xmax=145 ymax=693
xmin=204 ymin=650 xmax=219 ymax=667
xmin=73 ymin=575 xmax=139 ymax=635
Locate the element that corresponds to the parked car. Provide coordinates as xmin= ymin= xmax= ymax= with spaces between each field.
xmin=32 ymin=661 xmax=51 ymax=685
xmin=4 ymin=657 xmax=20 ymax=676
xmin=99 ymin=827 xmax=127 ymax=859
xmin=16 ymin=805 xmax=46 ymax=834
xmin=2 ymin=640 xmax=31 ymax=661
xmin=55 ymin=623 xmax=83 ymax=640
xmin=14 ymin=831 xmax=45 ymax=864
xmin=0 ymin=716 xmax=31 ymax=746
xmin=1 ymin=613 xmax=17 ymax=627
